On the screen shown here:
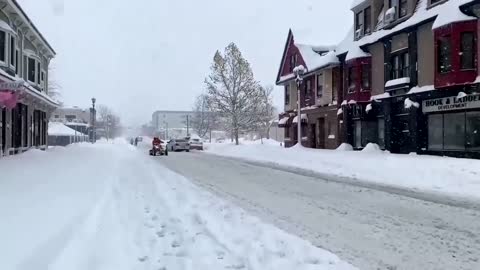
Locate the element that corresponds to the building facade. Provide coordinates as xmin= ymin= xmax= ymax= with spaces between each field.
xmin=276 ymin=0 xmax=480 ymax=159
xmin=0 ymin=0 xmax=58 ymax=156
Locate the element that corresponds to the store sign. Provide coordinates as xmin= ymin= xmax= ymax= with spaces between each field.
xmin=0 ymin=81 xmax=24 ymax=91
xmin=422 ymin=94 xmax=480 ymax=113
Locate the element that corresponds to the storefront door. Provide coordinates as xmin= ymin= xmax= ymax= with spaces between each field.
xmin=391 ymin=114 xmax=413 ymax=153
xmin=316 ymin=118 xmax=325 ymax=149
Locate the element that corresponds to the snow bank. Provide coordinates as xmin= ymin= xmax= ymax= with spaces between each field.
xmin=48 ymin=122 xmax=83 ymax=136
xmin=336 ymin=143 xmax=353 ymax=151
xmin=361 ymin=143 xmax=385 ymax=153
xmin=205 ymin=142 xmax=480 ymax=201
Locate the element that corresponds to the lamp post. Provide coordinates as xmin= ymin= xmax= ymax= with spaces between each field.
xmin=294 ymin=65 xmax=305 ymax=146
xmin=91 ymin=97 xmax=96 ymax=143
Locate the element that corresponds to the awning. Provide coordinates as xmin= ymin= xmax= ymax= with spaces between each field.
xmin=0 ymin=91 xmax=18 ymax=109
xmin=278 ymin=116 xmax=290 ymax=127
xmin=293 ymin=113 xmax=308 ymax=124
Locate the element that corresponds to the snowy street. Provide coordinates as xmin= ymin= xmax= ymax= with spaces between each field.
xmin=160 ymin=151 xmax=480 ymax=270
xmin=0 ymin=141 xmax=355 ymax=270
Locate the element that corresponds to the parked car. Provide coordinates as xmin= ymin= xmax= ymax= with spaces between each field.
xmin=167 ymin=139 xmax=190 ymax=152
xmin=136 ymin=136 xmax=143 ymax=142
xmin=189 ymin=138 xmax=204 ymax=150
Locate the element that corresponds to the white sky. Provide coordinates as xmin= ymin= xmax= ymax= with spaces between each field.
xmin=17 ymin=0 xmax=353 ymax=125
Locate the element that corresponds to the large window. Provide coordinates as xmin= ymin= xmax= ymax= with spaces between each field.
xmin=461 ymin=32 xmax=475 ymax=70
xmin=428 ymin=114 xmax=443 ymax=150
xmin=444 ymin=113 xmax=465 ymax=150
xmin=361 ymin=63 xmax=371 ymax=90
xmin=428 ymin=111 xmax=480 ymax=151
xmin=316 ymin=73 xmax=323 ymax=97
xmin=285 ymin=85 xmax=290 ymax=105
xmin=466 ymin=112 xmax=480 ymax=150
xmin=390 ymin=51 xmax=409 ymax=80
xmin=355 ymin=12 xmax=363 ymax=32
xmin=348 ymin=66 xmax=356 ymax=93
xmin=378 ymin=118 xmax=385 ymax=149
xmin=0 ymin=31 xmax=5 ymax=63
xmin=437 ymin=35 xmax=452 ymax=73
xmin=290 ymin=54 xmax=297 ymax=72
xmin=399 ymin=0 xmax=408 ymax=18
xmin=354 ymin=120 xmax=362 ymax=148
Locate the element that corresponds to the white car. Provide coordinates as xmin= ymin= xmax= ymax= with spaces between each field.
xmin=167 ymin=139 xmax=190 ymax=152
xmin=189 ymin=138 xmax=204 ymax=150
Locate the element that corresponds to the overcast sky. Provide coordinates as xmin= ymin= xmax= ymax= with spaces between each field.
xmin=18 ymin=0 xmax=353 ymax=125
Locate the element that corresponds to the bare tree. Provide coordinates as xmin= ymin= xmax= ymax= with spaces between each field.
xmin=204 ymin=43 xmax=264 ymax=145
xmin=47 ymin=66 xmax=63 ymax=105
xmin=96 ymin=105 xmax=121 ymax=139
xmin=255 ymin=85 xmax=276 ymax=143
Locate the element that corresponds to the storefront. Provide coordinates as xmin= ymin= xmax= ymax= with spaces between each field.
xmin=343 ymin=102 xmax=386 ymax=150
xmin=419 ymin=91 xmax=480 ymax=159
xmin=303 ymin=106 xmax=339 ymax=149
xmin=0 ymin=78 xmax=58 ymax=156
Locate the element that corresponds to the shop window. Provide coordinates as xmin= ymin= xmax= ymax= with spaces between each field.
xmin=428 ymin=114 xmax=443 ymax=150
xmin=348 ymin=66 xmax=356 ymax=93
xmin=0 ymin=31 xmax=5 ymax=63
xmin=284 ymin=128 xmax=290 ymax=139
xmin=378 ymin=118 xmax=385 ymax=149
xmin=285 ymin=85 xmax=290 ymax=105
xmin=466 ymin=112 xmax=480 ymax=150
xmin=361 ymin=63 xmax=371 ymax=90
xmin=316 ymin=73 xmax=323 ymax=97
xmin=444 ymin=113 xmax=465 ymax=150
xmin=361 ymin=121 xmax=378 ymax=147
xmin=437 ymin=35 xmax=452 ymax=73
xmin=354 ymin=120 xmax=362 ymax=148
xmin=9 ymin=35 xmax=15 ymax=67
xmin=460 ymin=32 xmax=475 ymax=70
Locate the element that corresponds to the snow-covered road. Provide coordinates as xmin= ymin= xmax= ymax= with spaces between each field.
xmin=0 ymin=141 xmax=355 ymax=270
xmin=160 ymin=152 xmax=480 ymax=270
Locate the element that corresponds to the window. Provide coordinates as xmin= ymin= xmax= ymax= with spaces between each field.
xmin=285 ymin=85 xmax=290 ymax=105
xmin=0 ymin=31 xmax=5 ymax=63
xmin=364 ymin=7 xmax=372 ymax=34
xmin=65 ymin=115 xmax=77 ymax=122
xmin=28 ymin=57 xmax=36 ymax=83
xmin=9 ymin=35 xmax=15 ymax=67
xmin=466 ymin=112 xmax=480 ymax=150
xmin=41 ymin=70 xmax=46 ymax=90
xmin=355 ymin=12 xmax=363 ymax=32
xmin=399 ymin=0 xmax=408 ymax=18
xmin=390 ymin=52 xmax=409 ymax=79
xmin=290 ymin=54 xmax=298 ymax=72
xmin=54 ymin=115 xmax=60 ymax=119
xmin=428 ymin=114 xmax=443 ymax=150
xmin=15 ymin=49 xmax=18 ymax=75
xmin=361 ymin=63 xmax=371 ymax=90
xmin=437 ymin=35 xmax=452 ymax=73
xmin=305 ymin=79 xmax=312 ymax=99
xmin=461 ymin=32 xmax=475 ymax=70
xmin=444 ymin=113 xmax=465 ymax=150
xmin=378 ymin=118 xmax=385 ymax=149
xmin=37 ymin=62 xmax=41 ymax=85
xmin=354 ymin=120 xmax=362 ymax=148
xmin=362 ymin=121 xmax=378 ymax=147
xmin=316 ymin=73 xmax=323 ymax=97
xmin=348 ymin=66 xmax=356 ymax=93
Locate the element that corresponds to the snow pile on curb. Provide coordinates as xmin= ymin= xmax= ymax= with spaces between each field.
xmin=205 ymin=141 xmax=480 ymax=201
xmin=336 ymin=143 xmax=354 ymax=151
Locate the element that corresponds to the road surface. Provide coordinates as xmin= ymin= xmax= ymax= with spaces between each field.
xmin=160 ymin=151 xmax=480 ymax=270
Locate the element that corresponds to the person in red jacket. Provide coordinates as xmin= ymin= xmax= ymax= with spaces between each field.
xmin=152 ymin=137 xmax=161 ymax=147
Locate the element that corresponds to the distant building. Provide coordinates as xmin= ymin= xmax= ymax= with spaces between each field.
xmin=50 ymin=107 xmax=91 ymax=135
xmin=152 ymin=110 xmax=194 ymax=136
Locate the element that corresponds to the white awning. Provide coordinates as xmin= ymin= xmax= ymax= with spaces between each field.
xmin=293 ymin=114 xmax=307 ymax=124
xmin=278 ymin=117 xmax=289 ymax=125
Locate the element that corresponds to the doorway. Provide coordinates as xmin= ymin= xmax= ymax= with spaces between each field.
xmin=316 ymin=118 xmax=326 ymax=149
xmin=391 ymin=114 xmax=413 ymax=153
xmin=310 ymin=124 xmax=316 ymax=148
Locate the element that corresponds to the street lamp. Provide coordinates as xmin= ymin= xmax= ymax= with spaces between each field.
xmin=91 ymin=97 xmax=96 ymax=143
xmin=294 ymin=65 xmax=306 ymax=146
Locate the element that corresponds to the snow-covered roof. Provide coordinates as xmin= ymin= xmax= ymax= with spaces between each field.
xmin=291 ymin=28 xmax=336 ymax=50
xmin=278 ymin=117 xmax=289 ymax=125
xmin=385 ymin=77 xmax=411 ymax=88
xmin=432 ymin=0 xmax=476 ymax=29
xmin=351 ymin=0 xmax=367 ymax=9
xmin=49 ymin=122 xmax=85 ymax=136
xmin=297 ymin=45 xmax=340 ymax=72
xmin=345 ymin=45 xmax=371 ymax=61
xmin=338 ymin=0 xmax=477 ymax=56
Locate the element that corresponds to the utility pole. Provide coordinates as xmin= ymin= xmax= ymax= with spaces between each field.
xmin=294 ymin=66 xmax=305 ymax=147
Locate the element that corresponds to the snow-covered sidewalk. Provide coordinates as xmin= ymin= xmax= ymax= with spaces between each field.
xmin=205 ymin=140 xmax=480 ymax=201
xmin=0 ymin=140 xmax=356 ymax=270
